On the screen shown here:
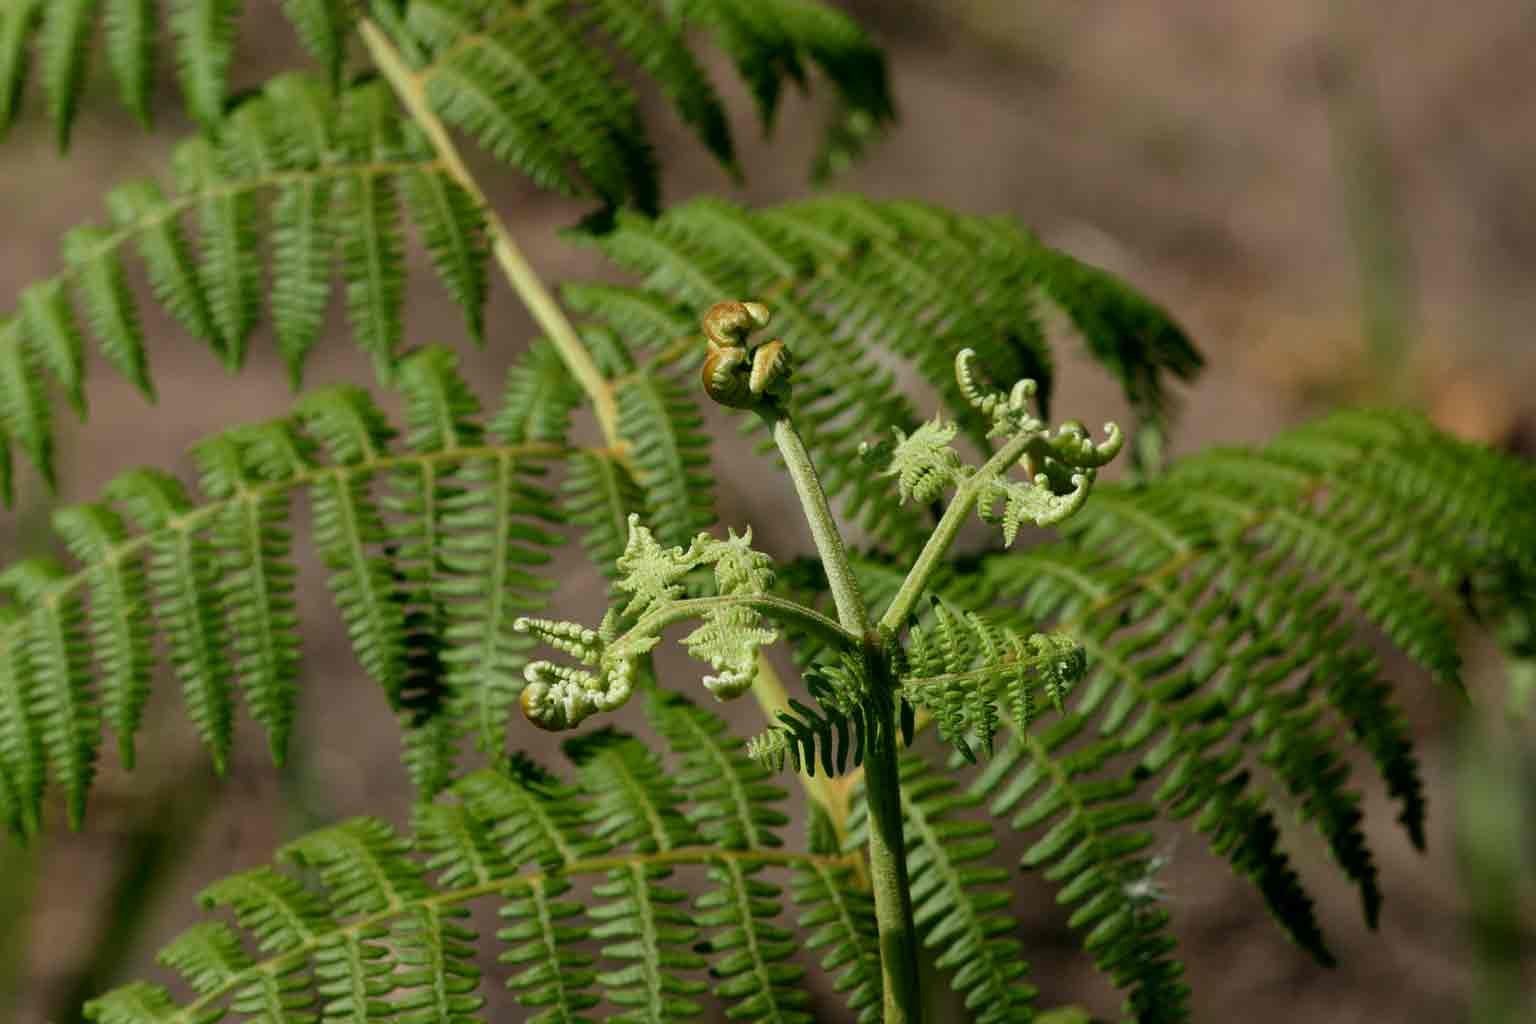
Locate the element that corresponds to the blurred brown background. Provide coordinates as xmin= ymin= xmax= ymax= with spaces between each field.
xmin=1 ymin=1 xmax=1534 ymax=1021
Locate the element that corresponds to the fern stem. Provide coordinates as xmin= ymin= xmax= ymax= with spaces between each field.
xmin=757 ymin=406 xmax=920 ymax=1018
xmin=359 ymin=18 xmax=622 ymax=447
xmin=862 ymin=644 xmax=923 ymax=1023
xmin=879 ymin=430 xmax=1036 ymax=632
xmin=763 ymin=412 xmax=869 ymax=635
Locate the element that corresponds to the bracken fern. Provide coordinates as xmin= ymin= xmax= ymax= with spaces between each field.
xmin=0 ymin=3 xmax=1531 ymax=1023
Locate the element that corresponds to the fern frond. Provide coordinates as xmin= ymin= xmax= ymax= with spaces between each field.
xmin=111 ymin=469 xmax=238 ymax=774
xmin=646 ymin=689 xmax=789 ymax=851
xmin=0 ymin=562 xmax=99 ymax=830
xmin=696 ymin=857 xmax=810 ymax=1023
xmin=749 ymin=665 xmax=871 ymax=777
xmin=192 ymin=429 xmax=302 ymax=762
xmin=563 ymin=450 xmax=645 ymax=577
xmin=0 ymin=345 xmax=580 ymax=829
xmin=900 ymin=600 xmax=1084 ymax=762
xmin=973 ymin=722 xmax=1189 ymax=1022
xmin=0 ymin=0 xmax=368 ymax=144
xmin=87 ymin=740 xmax=865 ymax=1024
xmin=0 ymin=72 xmax=508 ymax=490
xmin=578 ymin=195 xmax=1193 ymax=547
xmin=966 ymin=407 xmax=1536 ymax=1002
xmin=490 ymin=340 xmax=583 ymax=447
xmin=391 ymin=0 xmax=891 ymax=207
xmin=168 ymin=0 xmax=241 ymax=128
xmin=567 ymin=728 xmax=709 ymax=1019
xmin=789 ymin=851 xmax=882 ymax=1024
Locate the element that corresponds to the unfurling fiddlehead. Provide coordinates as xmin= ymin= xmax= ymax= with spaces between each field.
xmin=514 ymin=515 xmax=845 ymax=730
xmin=872 ymin=349 xmax=1124 ymax=544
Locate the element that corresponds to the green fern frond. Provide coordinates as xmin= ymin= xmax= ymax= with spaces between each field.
xmin=748 ymin=664 xmax=871 ymax=777
xmin=899 ymin=599 xmax=1084 ymax=762
xmin=0 ymin=344 xmax=582 ymax=830
xmin=109 ymin=469 xmax=237 ymax=775
xmin=0 ymin=561 xmax=99 ymax=830
xmin=972 ymin=721 xmax=1188 ymax=1022
xmin=393 ymin=0 xmax=891 ymax=208
xmin=577 ymin=195 xmax=1193 ymax=547
xmin=491 ymin=340 xmax=584 ymax=447
xmin=85 ymin=738 xmax=867 ymax=1024
xmin=563 ymin=450 xmax=646 ymax=578
xmin=789 ymin=849 xmax=882 ymax=1023
xmin=646 ymin=689 xmax=789 ymax=851
xmin=963 ymin=407 xmax=1536 ymax=998
xmin=0 ymin=0 xmax=361 ymax=144
xmin=0 ymin=75 xmax=498 ymax=491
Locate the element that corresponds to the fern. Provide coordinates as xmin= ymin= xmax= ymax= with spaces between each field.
xmin=7 ymin=5 xmax=1536 ymax=1022
xmin=574 ymin=195 xmax=1193 ymax=547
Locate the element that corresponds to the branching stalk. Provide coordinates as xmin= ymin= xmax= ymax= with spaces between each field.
xmin=697 ymin=297 xmax=922 ymax=1021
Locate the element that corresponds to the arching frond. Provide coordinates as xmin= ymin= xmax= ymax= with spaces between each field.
xmin=0 ymin=343 xmax=573 ymax=834
xmin=394 ymin=0 xmax=893 ymax=210
xmin=0 ymin=75 xmax=492 ymax=491
xmin=951 ymin=408 xmax=1536 ymax=1014
xmin=83 ymin=733 xmax=871 ymax=1024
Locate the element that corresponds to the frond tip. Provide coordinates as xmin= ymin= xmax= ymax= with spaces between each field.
xmin=866 ymin=348 xmax=1124 ymax=544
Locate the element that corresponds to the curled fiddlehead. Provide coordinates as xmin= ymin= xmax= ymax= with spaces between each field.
xmin=700 ymin=300 xmax=793 ymax=411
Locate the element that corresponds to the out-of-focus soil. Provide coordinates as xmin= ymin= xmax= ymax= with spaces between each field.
xmin=2 ymin=1 xmax=1533 ymax=1020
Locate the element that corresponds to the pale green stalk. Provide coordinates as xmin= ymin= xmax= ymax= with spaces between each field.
xmin=760 ymin=405 xmax=922 ymax=1023
xmin=359 ymin=20 xmax=620 ymax=444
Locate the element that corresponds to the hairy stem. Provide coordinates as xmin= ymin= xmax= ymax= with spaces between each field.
xmin=879 ymin=430 xmax=1035 ymax=631
xmin=763 ymin=411 xmax=869 ymax=635
xmin=862 ymin=644 xmax=923 ymax=1023
xmin=359 ymin=19 xmax=621 ymax=445
xmin=621 ymin=594 xmax=856 ymax=651
xmin=762 ymin=404 xmax=921 ymax=1020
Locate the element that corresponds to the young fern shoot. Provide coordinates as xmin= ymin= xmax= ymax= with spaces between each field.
xmin=514 ymin=301 xmax=1123 ymax=1021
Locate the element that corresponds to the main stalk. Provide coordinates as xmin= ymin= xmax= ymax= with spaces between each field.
xmin=698 ymin=300 xmax=924 ymax=1021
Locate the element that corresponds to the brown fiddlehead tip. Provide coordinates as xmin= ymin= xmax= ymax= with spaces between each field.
xmin=701 ymin=301 xmax=791 ymax=410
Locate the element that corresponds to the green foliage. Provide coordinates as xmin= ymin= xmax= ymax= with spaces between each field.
xmin=4 ymin=4 xmax=1535 ymax=1023
xmin=80 ymin=697 xmax=863 ymax=1024
xmin=575 ymin=196 xmax=1187 ymax=547
xmin=0 ymin=0 xmax=889 ymax=196
xmin=515 ymin=514 xmax=787 ymax=730
xmin=0 ymin=345 xmax=573 ymax=831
